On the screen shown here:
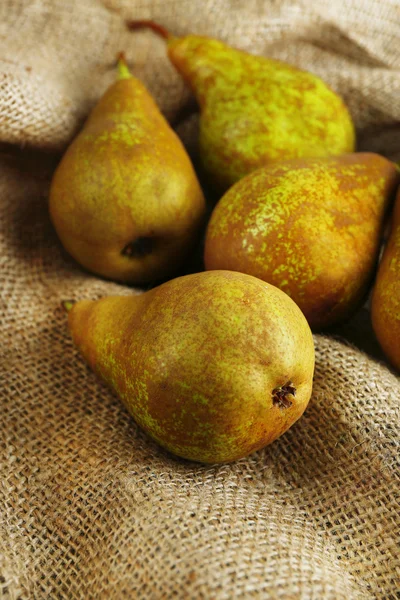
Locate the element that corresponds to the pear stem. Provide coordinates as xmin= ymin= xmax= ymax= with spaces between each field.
xmin=116 ymin=51 xmax=131 ymax=80
xmin=62 ymin=300 xmax=75 ymax=313
xmin=125 ymin=20 xmax=173 ymax=41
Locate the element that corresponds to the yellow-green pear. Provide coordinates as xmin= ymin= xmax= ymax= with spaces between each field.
xmin=127 ymin=21 xmax=355 ymax=192
xmin=65 ymin=270 xmax=315 ymax=463
xmin=204 ymin=153 xmax=400 ymax=329
xmin=50 ymin=54 xmax=206 ymax=283
xmin=371 ymin=186 xmax=400 ymax=370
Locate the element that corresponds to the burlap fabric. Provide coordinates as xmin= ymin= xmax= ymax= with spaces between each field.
xmin=1 ymin=1 xmax=399 ymax=598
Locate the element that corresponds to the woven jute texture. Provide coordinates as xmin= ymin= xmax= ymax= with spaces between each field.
xmin=1 ymin=1 xmax=400 ymax=598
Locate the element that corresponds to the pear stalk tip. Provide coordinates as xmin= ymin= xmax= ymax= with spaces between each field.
xmin=117 ymin=50 xmax=127 ymax=64
xmin=62 ymin=300 xmax=75 ymax=313
xmin=116 ymin=51 xmax=132 ymax=80
xmin=126 ymin=20 xmax=173 ymax=41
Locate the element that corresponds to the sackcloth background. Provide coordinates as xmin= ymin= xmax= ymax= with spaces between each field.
xmin=1 ymin=1 xmax=399 ymax=598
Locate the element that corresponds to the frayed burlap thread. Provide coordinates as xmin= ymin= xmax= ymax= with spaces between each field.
xmin=1 ymin=1 xmax=399 ymax=598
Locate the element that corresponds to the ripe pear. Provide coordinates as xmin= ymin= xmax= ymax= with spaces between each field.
xmin=371 ymin=186 xmax=400 ymax=370
xmin=49 ymin=54 xmax=205 ymax=284
xmin=204 ymin=153 xmax=400 ymax=330
xmin=65 ymin=270 xmax=315 ymax=463
xmin=127 ymin=21 xmax=355 ymax=192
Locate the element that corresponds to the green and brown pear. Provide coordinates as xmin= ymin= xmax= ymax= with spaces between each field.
xmin=65 ymin=270 xmax=315 ymax=464
xmin=128 ymin=21 xmax=355 ymax=192
xmin=371 ymin=186 xmax=400 ymax=370
xmin=204 ymin=153 xmax=400 ymax=329
xmin=50 ymin=55 xmax=205 ymax=284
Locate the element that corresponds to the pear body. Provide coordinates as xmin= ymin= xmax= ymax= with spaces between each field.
xmin=371 ymin=187 xmax=400 ymax=370
xmin=50 ymin=68 xmax=205 ymax=283
xmin=204 ymin=154 xmax=400 ymax=329
xmin=67 ymin=270 xmax=315 ymax=463
xmin=167 ymin=35 xmax=355 ymax=192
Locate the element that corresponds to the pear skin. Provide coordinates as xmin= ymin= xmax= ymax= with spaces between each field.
xmin=204 ymin=154 xmax=400 ymax=329
xmin=49 ymin=55 xmax=205 ymax=284
xmin=371 ymin=186 xmax=400 ymax=370
xmin=127 ymin=22 xmax=355 ymax=192
xmin=65 ymin=270 xmax=315 ymax=464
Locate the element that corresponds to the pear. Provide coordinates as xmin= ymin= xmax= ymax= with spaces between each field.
xmin=127 ymin=21 xmax=355 ymax=192
xmin=49 ymin=54 xmax=205 ymax=284
xmin=204 ymin=153 xmax=400 ymax=329
xmin=371 ymin=186 xmax=400 ymax=370
xmin=65 ymin=270 xmax=315 ymax=463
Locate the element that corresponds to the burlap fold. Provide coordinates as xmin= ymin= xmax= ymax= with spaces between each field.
xmin=1 ymin=1 xmax=399 ymax=598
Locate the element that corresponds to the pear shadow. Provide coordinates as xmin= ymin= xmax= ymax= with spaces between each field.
xmin=328 ymin=306 xmax=389 ymax=366
xmin=357 ymin=123 xmax=400 ymax=162
xmin=174 ymin=111 xmax=223 ymax=208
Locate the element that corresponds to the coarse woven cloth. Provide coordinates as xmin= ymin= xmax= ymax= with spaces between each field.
xmin=0 ymin=1 xmax=399 ymax=598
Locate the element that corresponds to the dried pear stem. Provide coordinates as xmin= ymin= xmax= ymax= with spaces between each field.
xmin=126 ymin=20 xmax=173 ymax=41
xmin=62 ymin=300 xmax=75 ymax=313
